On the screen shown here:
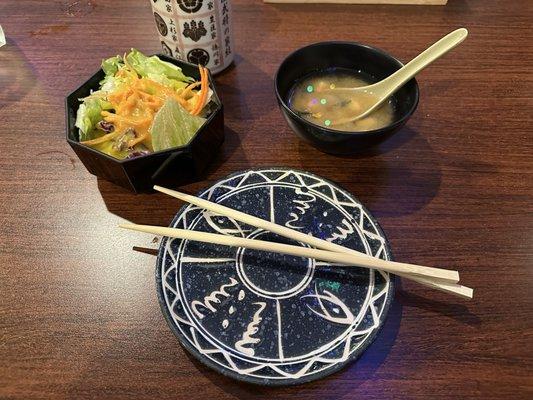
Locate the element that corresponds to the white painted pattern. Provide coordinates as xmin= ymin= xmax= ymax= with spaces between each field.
xmin=235 ymin=229 xmax=315 ymax=300
xmin=285 ymin=188 xmax=317 ymax=230
xmin=191 ymin=277 xmax=239 ymax=319
xmin=171 ymin=173 xmax=379 ymax=362
xmin=235 ymin=302 xmax=267 ymax=356
xmin=301 ymin=284 xmax=356 ymax=325
xmin=326 ymin=218 xmax=355 ymax=242
xmin=276 ymin=299 xmax=284 ymax=361
xmin=159 ymin=169 xmax=391 ymax=381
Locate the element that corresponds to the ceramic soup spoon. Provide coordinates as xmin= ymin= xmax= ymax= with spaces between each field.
xmin=327 ymin=28 xmax=468 ymax=126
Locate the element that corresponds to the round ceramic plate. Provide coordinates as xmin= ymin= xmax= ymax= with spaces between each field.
xmin=156 ymin=168 xmax=394 ymax=385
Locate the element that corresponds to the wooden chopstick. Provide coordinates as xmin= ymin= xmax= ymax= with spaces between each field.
xmin=154 ymin=186 xmax=472 ymax=298
xmin=130 ymin=244 xmax=472 ymax=299
xmin=120 ymin=223 xmax=458 ymax=282
xmin=403 ymin=276 xmax=472 ymax=298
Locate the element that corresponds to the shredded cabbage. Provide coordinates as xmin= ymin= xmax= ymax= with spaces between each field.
xmin=125 ymin=49 xmax=193 ymax=84
xmin=101 ymin=55 xmax=123 ymax=75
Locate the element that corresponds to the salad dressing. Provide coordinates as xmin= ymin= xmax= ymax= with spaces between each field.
xmin=75 ymin=49 xmax=211 ymax=159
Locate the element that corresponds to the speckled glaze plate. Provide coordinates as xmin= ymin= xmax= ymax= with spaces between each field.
xmin=156 ymin=168 xmax=394 ymax=385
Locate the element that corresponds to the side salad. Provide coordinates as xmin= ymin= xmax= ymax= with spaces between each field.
xmin=75 ymin=49 xmax=212 ymax=159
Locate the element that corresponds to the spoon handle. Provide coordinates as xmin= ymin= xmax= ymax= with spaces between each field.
xmin=375 ymin=28 xmax=468 ymax=98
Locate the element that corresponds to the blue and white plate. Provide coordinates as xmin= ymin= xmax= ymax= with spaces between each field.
xmin=156 ymin=168 xmax=394 ymax=385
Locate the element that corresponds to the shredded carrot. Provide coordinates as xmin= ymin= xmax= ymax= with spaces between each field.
xmin=180 ymin=81 xmax=201 ymax=100
xmin=145 ymin=100 xmax=163 ymax=111
xmin=120 ymin=91 xmax=140 ymax=114
xmin=101 ymin=111 xmax=149 ymax=126
xmin=191 ymin=66 xmax=208 ymax=116
xmin=201 ymin=67 xmax=210 ymax=110
xmin=190 ymin=67 xmax=202 ymax=115
xmin=84 ymin=60 xmax=205 ymax=154
xmin=108 ymin=87 xmax=133 ymax=104
xmin=198 ymin=66 xmax=209 ymax=114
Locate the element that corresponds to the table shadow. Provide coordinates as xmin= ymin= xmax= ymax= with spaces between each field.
xmin=327 ymin=125 xmax=419 ymax=159
xmin=203 ymin=126 xmax=251 ymax=177
xmin=296 ymin=127 xmax=442 ymax=218
xmin=183 ymin=287 xmax=403 ymax=399
xmin=396 ymin=290 xmax=481 ymax=327
xmin=0 ymin=38 xmax=37 ymax=110
xmin=214 ymin=54 xmax=275 ymax=124
xmin=96 ymin=126 xmax=247 ymax=224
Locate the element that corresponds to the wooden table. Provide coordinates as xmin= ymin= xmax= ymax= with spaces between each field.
xmin=1 ymin=1 xmax=532 ymax=398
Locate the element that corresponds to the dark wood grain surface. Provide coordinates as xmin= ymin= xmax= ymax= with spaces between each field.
xmin=1 ymin=0 xmax=532 ymax=398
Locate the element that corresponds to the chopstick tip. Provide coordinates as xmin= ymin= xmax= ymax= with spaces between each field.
xmin=119 ymin=223 xmax=135 ymax=230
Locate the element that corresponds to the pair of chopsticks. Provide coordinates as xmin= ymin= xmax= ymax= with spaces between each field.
xmin=120 ymin=186 xmax=473 ymax=299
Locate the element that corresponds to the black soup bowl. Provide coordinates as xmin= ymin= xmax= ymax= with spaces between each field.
xmin=66 ymin=55 xmax=224 ymax=193
xmin=275 ymin=42 xmax=419 ymax=154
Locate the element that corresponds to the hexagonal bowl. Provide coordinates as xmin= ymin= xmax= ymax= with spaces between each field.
xmin=65 ymin=55 xmax=224 ymax=193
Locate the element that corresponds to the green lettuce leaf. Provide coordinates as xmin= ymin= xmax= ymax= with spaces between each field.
xmin=125 ymin=48 xmax=193 ymax=83
xmin=75 ymin=98 xmax=112 ymax=141
xmin=145 ymin=72 xmax=188 ymax=91
xmin=101 ymin=55 xmax=123 ymax=76
xmin=151 ymin=98 xmax=205 ymax=151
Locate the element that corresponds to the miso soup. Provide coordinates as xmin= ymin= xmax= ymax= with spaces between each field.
xmin=288 ymin=69 xmax=395 ymax=132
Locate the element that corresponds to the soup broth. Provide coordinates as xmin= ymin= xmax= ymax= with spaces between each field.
xmin=288 ymin=69 xmax=395 ymax=132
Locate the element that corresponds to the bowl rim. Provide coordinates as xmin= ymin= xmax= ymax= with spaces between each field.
xmin=65 ymin=54 xmax=223 ymax=164
xmin=274 ymin=41 xmax=420 ymax=136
